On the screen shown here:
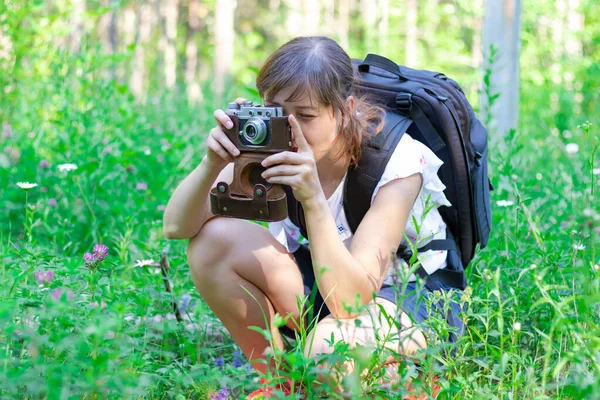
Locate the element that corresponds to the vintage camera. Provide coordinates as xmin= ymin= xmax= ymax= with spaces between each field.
xmin=230 ymin=102 xmax=284 ymax=148
xmin=209 ymin=102 xmax=293 ymax=222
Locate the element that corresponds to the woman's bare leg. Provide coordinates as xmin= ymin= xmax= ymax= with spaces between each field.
xmin=187 ymin=217 xmax=305 ymax=373
xmin=305 ymin=298 xmax=427 ymax=390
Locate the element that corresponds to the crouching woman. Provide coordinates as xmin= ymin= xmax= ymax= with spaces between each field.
xmin=163 ymin=36 xmax=464 ymax=397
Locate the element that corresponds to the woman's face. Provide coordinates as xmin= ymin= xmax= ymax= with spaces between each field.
xmin=265 ymin=86 xmax=344 ymax=163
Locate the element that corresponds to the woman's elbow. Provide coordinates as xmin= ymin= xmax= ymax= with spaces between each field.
xmin=163 ymin=225 xmax=181 ymax=240
xmin=163 ymin=224 xmax=193 ymax=240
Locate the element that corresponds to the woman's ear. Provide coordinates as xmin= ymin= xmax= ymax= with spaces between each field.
xmin=346 ymin=95 xmax=355 ymax=112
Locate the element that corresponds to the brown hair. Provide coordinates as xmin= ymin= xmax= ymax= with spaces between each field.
xmin=256 ymin=36 xmax=385 ymax=166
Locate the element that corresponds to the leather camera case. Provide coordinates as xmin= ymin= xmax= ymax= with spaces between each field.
xmin=209 ymin=112 xmax=292 ymax=222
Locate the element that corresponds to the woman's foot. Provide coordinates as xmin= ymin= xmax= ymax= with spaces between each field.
xmin=403 ymin=376 xmax=441 ymax=399
xmin=246 ymin=377 xmax=304 ymax=399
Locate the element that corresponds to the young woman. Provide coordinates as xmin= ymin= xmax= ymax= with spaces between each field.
xmin=163 ymin=36 xmax=463 ymax=396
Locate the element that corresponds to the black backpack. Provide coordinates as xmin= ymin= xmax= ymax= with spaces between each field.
xmin=284 ymin=54 xmax=493 ymax=291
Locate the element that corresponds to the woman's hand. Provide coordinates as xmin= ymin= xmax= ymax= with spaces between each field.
xmin=204 ymin=97 xmax=247 ymax=171
xmin=261 ymin=114 xmax=325 ymax=207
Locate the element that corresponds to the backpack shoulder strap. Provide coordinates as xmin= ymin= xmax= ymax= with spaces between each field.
xmin=282 ymin=184 xmax=308 ymax=239
xmin=284 ymin=112 xmax=412 ymax=242
xmin=343 ymin=112 xmax=412 ymax=233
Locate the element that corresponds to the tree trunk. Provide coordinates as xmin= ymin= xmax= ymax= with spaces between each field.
xmin=360 ymin=0 xmax=378 ymax=52
xmin=284 ymin=0 xmax=303 ymax=36
xmin=186 ymin=0 xmax=203 ymax=103
xmin=471 ymin=0 xmax=483 ymax=69
xmin=405 ymin=0 xmax=418 ymax=66
xmin=481 ymin=0 xmax=522 ymax=136
xmin=323 ymin=0 xmax=335 ymax=37
xmin=469 ymin=0 xmax=484 ymax=99
xmin=425 ymin=0 xmax=439 ymax=55
xmin=69 ymin=0 xmax=86 ymax=53
xmin=378 ymin=0 xmax=389 ymax=51
xmin=214 ymin=0 xmax=237 ymax=102
xmin=566 ymin=0 xmax=584 ymax=115
xmin=131 ymin=4 xmax=152 ymax=101
xmin=270 ymin=0 xmax=281 ymax=11
xmin=302 ymin=0 xmax=321 ymax=35
xmin=163 ymin=0 xmax=179 ymax=89
xmin=98 ymin=0 xmax=117 ymax=80
xmin=338 ymin=0 xmax=350 ymax=50
xmin=119 ymin=6 xmax=136 ymax=83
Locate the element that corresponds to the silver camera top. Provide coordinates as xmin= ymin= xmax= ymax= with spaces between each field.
xmin=227 ymin=102 xmax=284 ymax=119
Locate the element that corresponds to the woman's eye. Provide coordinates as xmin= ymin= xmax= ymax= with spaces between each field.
xmin=298 ymin=114 xmax=316 ymax=119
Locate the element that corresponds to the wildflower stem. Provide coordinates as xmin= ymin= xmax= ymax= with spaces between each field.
xmin=75 ymin=178 xmax=99 ymax=238
xmin=23 ymin=191 xmax=33 ymax=244
xmin=24 ymin=191 xmax=28 ymax=242
xmin=158 ymin=252 xmax=183 ymax=322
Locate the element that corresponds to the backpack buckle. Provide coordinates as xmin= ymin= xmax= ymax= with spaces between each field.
xmin=396 ymin=92 xmax=413 ymax=113
xmin=396 ymin=245 xmax=413 ymax=262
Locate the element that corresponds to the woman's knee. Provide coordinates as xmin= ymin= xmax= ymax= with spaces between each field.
xmin=305 ymin=317 xmax=349 ymax=358
xmin=187 ymin=217 xmax=238 ymax=276
xmin=304 ymin=304 xmax=427 ymax=359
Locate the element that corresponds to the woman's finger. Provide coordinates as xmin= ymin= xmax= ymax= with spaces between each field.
xmin=289 ymin=114 xmax=310 ymax=152
xmin=263 ymin=175 xmax=298 ymax=186
xmin=207 ymin=135 xmax=234 ymax=162
xmin=213 ymin=109 xmax=234 ymax=129
xmin=212 ymin=128 xmax=240 ymax=157
xmin=261 ymin=151 xmax=305 ymax=168
xmin=234 ymin=97 xmax=248 ymax=105
xmin=261 ymin=164 xmax=303 ymax=180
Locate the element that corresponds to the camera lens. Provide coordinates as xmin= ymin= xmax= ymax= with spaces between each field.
xmin=242 ymin=117 xmax=268 ymax=145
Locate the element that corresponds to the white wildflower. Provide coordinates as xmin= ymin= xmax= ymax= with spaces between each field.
xmin=496 ymin=200 xmax=515 ymax=207
xmin=565 ymin=143 xmax=579 ymax=154
xmin=57 ymin=163 xmax=78 ymax=172
xmin=573 ymin=243 xmax=586 ymax=251
xmin=16 ymin=182 xmax=38 ymax=190
xmin=530 ymin=263 xmax=537 ymax=269
xmin=536 ymin=173 xmax=543 ymax=180
xmin=482 ymin=268 xmax=492 ymax=280
xmin=593 ymin=168 xmax=600 ymax=176
xmin=593 ymin=264 xmax=599 ymax=273
xmin=513 ymin=322 xmax=521 ymax=331
xmin=135 ymin=259 xmax=156 ymax=267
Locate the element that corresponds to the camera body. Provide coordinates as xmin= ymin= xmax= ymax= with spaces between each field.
xmin=224 ymin=102 xmax=292 ymax=152
xmin=210 ymin=102 xmax=293 ymax=222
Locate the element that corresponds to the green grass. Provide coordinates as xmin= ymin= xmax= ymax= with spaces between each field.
xmin=1 ymin=27 xmax=600 ymax=400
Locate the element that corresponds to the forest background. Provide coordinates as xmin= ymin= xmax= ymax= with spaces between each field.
xmin=1 ymin=0 xmax=599 ymax=399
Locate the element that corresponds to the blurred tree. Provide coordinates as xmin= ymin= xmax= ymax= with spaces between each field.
xmin=360 ymin=0 xmax=377 ymax=52
xmin=338 ymin=0 xmax=350 ymax=50
xmin=98 ymin=0 xmax=117 ymax=80
xmin=185 ymin=0 xmax=205 ymax=103
xmin=214 ymin=0 xmax=237 ymax=101
xmin=163 ymin=0 xmax=179 ymax=89
xmin=377 ymin=0 xmax=388 ymax=51
xmin=131 ymin=2 xmax=153 ymax=101
xmin=69 ymin=0 xmax=85 ymax=53
xmin=405 ymin=0 xmax=417 ymax=66
xmin=303 ymin=0 xmax=321 ymax=34
xmin=482 ymin=0 xmax=522 ymax=136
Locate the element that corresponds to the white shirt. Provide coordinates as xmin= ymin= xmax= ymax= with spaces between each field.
xmin=268 ymin=133 xmax=452 ymax=284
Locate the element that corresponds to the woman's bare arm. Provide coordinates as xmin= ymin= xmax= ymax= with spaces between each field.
xmin=163 ymin=158 xmax=233 ymax=240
